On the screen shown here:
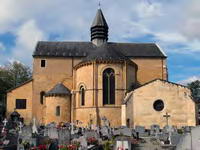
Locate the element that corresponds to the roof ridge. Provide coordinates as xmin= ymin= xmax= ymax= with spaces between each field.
xmin=134 ymin=79 xmax=188 ymax=91
xmin=7 ymin=78 xmax=33 ymax=92
xmin=108 ymin=42 xmax=156 ymax=45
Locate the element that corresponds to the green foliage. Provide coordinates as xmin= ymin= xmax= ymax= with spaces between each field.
xmin=177 ymin=129 xmax=184 ymax=134
xmin=0 ymin=61 xmax=32 ymax=110
xmin=187 ymin=80 xmax=200 ymax=101
xmin=103 ymin=140 xmax=114 ymax=150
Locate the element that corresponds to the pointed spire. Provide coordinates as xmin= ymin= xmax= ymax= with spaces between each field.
xmin=91 ymin=9 xmax=108 ymax=29
xmin=91 ymin=8 xmax=109 ymax=46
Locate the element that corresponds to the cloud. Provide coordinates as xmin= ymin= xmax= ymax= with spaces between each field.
xmin=178 ymin=76 xmax=200 ymax=85
xmin=180 ymin=0 xmax=200 ymax=40
xmin=0 ymin=0 xmax=199 ymax=68
xmin=11 ymin=20 xmax=46 ymax=65
xmin=135 ymin=1 xmax=163 ymax=19
xmin=154 ymin=32 xmax=187 ymax=44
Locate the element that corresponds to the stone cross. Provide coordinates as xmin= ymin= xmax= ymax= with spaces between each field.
xmin=32 ymin=117 xmax=38 ymax=134
xmin=1 ymin=118 xmax=8 ymax=133
xmin=19 ymin=122 xmax=23 ymax=134
xmin=71 ymin=122 xmax=74 ymax=134
xmin=3 ymin=118 xmax=8 ymax=127
xmin=163 ymin=112 xmax=171 ymax=126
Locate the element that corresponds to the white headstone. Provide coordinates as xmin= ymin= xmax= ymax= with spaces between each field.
xmin=32 ymin=117 xmax=38 ymax=134
xmin=3 ymin=118 xmax=8 ymax=126
xmin=79 ymin=136 xmax=87 ymax=148
xmin=1 ymin=118 xmax=8 ymax=133
xmin=116 ymin=141 xmax=129 ymax=150
xmin=19 ymin=122 xmax=23 ymax=134
xmin=71 ymin=123 xmax=74 ymax=134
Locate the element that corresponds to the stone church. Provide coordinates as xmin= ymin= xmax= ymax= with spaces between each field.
xmin=6 ymin=9 xmax=196 ymax=128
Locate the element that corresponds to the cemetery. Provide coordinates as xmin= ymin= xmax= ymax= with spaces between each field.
xmin=1 ymin=2 xmax=199 ymax=150
xmin=0 ymin=111 xmax=199 ymax=150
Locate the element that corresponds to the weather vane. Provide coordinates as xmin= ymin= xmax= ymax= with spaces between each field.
xmin=98 ymin=0 xmax=101 ymax=9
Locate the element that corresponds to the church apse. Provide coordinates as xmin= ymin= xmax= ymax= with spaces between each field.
xmin=73 ymin=58 xmax=137 ymax=127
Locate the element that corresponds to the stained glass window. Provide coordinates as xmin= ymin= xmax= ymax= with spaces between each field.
xmin=103 ymin=68 xmax=115 ymax=105
xmin=80 ymin=86 xmax=85 ymax=106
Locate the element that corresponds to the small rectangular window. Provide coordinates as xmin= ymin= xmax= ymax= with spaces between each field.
xmin=16 ymin=99 xmax=26 ymax=109
xmin=41 ymin=60 xmax=46 ymax=67
xmin=56 ymin=106 xmax=60 ymax=116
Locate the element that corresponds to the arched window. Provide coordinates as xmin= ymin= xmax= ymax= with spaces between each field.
xmin=40 ymin=91 xmax=45 ymax=105
xmin=80 ymin=86 xmax=85 ymax=106
xmin=56 ymin=106 xmax=60 ymax=116
xmin=103 ymin=68 xmax=115 ymax=105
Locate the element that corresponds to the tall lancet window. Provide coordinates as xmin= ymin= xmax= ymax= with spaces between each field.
xmin=103 ymin=68 xmax=115 ymax=105
xmin=80 ymin=86 xmax=85 ymax=106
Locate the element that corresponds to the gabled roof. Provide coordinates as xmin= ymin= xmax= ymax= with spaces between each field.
xmin=7 ymin=79 xmax=33 ymax=93
xmin=123 ymin=79 xmax=189 ymax=104
xmin=46 ymin=83 xmax=71 ymax=96
xmin=33 ymin=42 xmax=167 ymax=58
xmin=91 ymin=9 xmax=108 ymax=29
xmin=135 ymin=79 xmax=188 ymax=90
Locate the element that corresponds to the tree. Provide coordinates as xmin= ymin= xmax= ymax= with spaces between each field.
xmin=187 ymin=80 xmax=200 ymax=101
xmin=0 ymin=61 xmax=32 ymax=116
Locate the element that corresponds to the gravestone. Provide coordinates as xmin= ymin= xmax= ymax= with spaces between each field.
xmin=135 ymin=126 xmax=147 ymax=137
xmin=163 ymin=125 xmax=178 ymax=144
xmin=101 ymin=126 xmax=110 ymax=138
xmin=163 ymin=125 xmax=176 ymax=134
xmin=1 ymin=118 xmax=8 ymax=134
xmin=58 ymin=128 xmax=70 ymax=145
xmin=150 ymin=124 xmax=160 ymax=136
xmin=32 ymin=118 xmax=38 ymax=134
xmin=18 ymin=122 xmax=23 ymax=134
xmin=79 ymin=136 xmax=88 ymax=149
xmin=70 ymin=123 xmax=75 ymax=135
xmin=116 ymin=141 xmax=129 ymax=150
xmin=113 ymin=128 xmax=132 ymax=137
xmin=18 ymin=126 xmax=32 ymax=146
xmin=84 ymin=130 xmax=98 ymax=139
xmin=177 ymin=126 xmax=200 ymax=150
xmin=183 ymin=126 xmax=193 ymax=133
xmin=120 ymin=128 xmax=132 ymax=137
xmin=115 ymin=136 xmax=131 ymax=150
xmin=170 ymin=134 xmax=182 ymax=145
xmin=48 ymin=126 xmax=58 ymax=139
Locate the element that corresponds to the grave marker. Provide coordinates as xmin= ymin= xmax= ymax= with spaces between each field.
xmin=163 ymin=112 xmax=170 ymax=126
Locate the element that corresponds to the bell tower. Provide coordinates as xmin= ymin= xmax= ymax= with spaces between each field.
xmin=91 ymin=8 xmax=109 ymax=46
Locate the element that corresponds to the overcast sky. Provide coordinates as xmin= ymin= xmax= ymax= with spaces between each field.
xmin=0 ymin=0 xmax=199 ymax=84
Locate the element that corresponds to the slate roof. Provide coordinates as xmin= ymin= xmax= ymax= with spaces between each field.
xmin=33 ymin=42 xmax=167 ymax=58
xmin=46 ymin=83 xmax=71 ymax=96
xmin=91 ymin=9 xmax=108 ymax=29
xmin=81 ymin=43 xmax=130 ymax=63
